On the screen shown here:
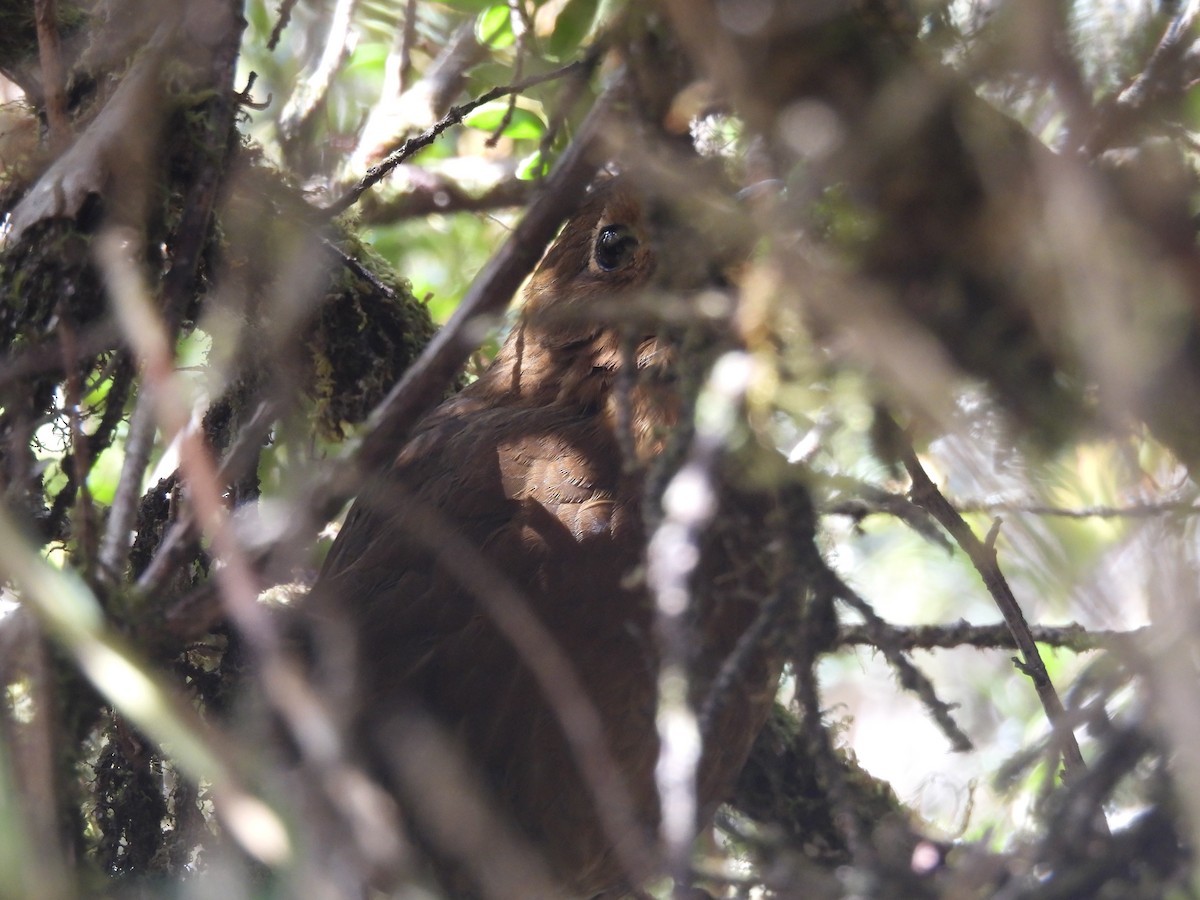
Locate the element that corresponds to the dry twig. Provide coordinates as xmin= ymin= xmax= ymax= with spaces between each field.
xmin=900 ymin=441 xmax=1089 ymax=782
xmin=323 ymin=58 xmax=594 ymax=219
xmin=33 ymin=0 xmax=69 ymax=152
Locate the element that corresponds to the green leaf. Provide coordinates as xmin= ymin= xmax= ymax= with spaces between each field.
xmin=516 ymin=149 xmax=550 ymax=180
xmin=246 ymin=0 xmax=272 ymax=38
xmin=82 ymin=372 xmax=113 ymax=408
xmin=547 ymin=0 xmax=600 ymax=58
xmin=463 ymin=101 xmax=546 ymax=140
xmin=344 ymin=41 xmax=391 ymax=77
xmin=475 ymin=4 xmax=515 ymax=48
xmin=440 ymin=0 xmax=496 ymax=10
xmin=87 ymin=445 xmax=123 ymax=506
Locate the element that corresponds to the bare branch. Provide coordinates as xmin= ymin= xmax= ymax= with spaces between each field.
xmin=828 ymin=573 xmax=974 ymax=753
xmin=839 ymin=620 xmax=1141 ymax=654
xmin=647 ymin=352 xmax=755 ymax=885
xmin=278 ymin=0 xmax=359 ymax=145
xmin=323 ymin=58 xmax=595 ymax=219
xmin=352 ymin=76 xmax=618 ymax=473
xmin=33 ymin=0 xmax=69 ymax=152
xmin=397 ymin=0 xmax=417 ymax=94
xmin=267 ymin=0 xmax=301 ymax=52
xmin=1083 ymin=6 xmax=1200 ymax=156
xmin=358 ymin=170 xmax=533 ymax=222
xmin=900 ymin=439 xmax=1090 ymax=783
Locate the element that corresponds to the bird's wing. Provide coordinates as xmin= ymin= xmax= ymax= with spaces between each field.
xmin=307 ymin=403 xmax=638 ymax=702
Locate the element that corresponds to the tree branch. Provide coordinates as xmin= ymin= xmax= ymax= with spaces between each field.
xmin=323 ymin=58 xmax=595 ymax=220
xmin=839 ymin=620 xmax=1141 ymax=654
xmin=900 ymin=440 xmax=1090 ymax=782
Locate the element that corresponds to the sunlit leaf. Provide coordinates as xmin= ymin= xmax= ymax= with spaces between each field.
xmin=476 ymin=4 xmax=515 ymax=48
xmin=87 ymin=445 xmax=124 ymax=506
xmin=547 ymin=0 xmax=600 ymax=58
xmin=516 ymin=148 xmax=549 ymax=180
xmin=462 ymin=101 xmax=546 ymax=139
xmin=245 ymin=0 xmax=271 ymax=38
xmin=441 ymin=0 xmax=497 ymax=10
xmin=83 ymin=372 xmax=113 ymax=408
xmin=344 ymin=41 xmax=391 ymax=77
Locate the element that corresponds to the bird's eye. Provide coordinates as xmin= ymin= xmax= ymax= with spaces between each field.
xmin=593 ymin=224 xmax=639 ymax=272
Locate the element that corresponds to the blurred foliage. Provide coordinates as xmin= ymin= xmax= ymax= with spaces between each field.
xmin=1 ymin=0 xmax=1200 ymax=897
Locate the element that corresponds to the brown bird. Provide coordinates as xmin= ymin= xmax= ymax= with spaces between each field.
xmin=306 ymin=175 xmax=786 ymax=898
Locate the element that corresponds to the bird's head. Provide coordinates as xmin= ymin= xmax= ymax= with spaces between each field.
xmin=517 ymin=173 xmax=749 ymax=353
xmin=476 ymin=169 xmax=753 ymax=422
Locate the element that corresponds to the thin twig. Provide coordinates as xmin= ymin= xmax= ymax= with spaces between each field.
xmin=322 ymin=239 xmax=397 ymax=301
xmin=0 ymin=322 xmax=120 ymax=390
xmin=955 ymin=499 xmax=1200 ymax=519
xmin=0 ymin=492 xmax=291 ymax=866
xmin=96 ymin=229 xmax=269 ymax=643
xmin=646 ymin=352 xmax=755 ymax=889
xmin=820 ymin=473 xmax=951 ymax=552
xmin=323 ymin=58 xmax=594 ymax=219
xmin=279 ymin=0 xmax=359 ymax=143
xmin=353 ymin=75 xmax=618 ymax=473
xmin=1034 ymin=725 xmax=1157 ymax=897
xmin=98 ymin=9 xmax=244 ymax=582
xmin=357 ymin=170 xmax=533 ymax=222
xmin=537 ymin=40 xmax=599 ymax=175
xmin=421 ymin=21 xmax=487 ymax=118
xmin=839 ymin=620 xmax=1142 ymax=654
xmin=793 ymin=581 xmax=872 ymax=867
xmin=822 ymin=472 xmax=1200 ymax=521
xmin=698 ymin=514 xmax=813 ymax=741
xmin=486 ymin=1 xmax=530 ymax=147
xmin=46 ymin=353 xmax=134 ymax=543
xmin=398 ymin=0 xmax=418 ymax=93
xmin=901 ymin=441 xmax=1089 ymax=781
xmin=59 ymin=322 xmax=97 ymax=580
xmin=1039 ymin=0 xmax=1094 ymax=148
xmin=829 ymin=571 xmax=974 ymax=752
xmin=98 ymin=393 xmax=158 ymax=582
xmin=1082 ymin=6 xmax=1200 ymax=156
xmin=133 ymin=401 xmax=279 ymax=602
xmin=267 ymin=0 xmax=301 ymax=52
xmin=99 ymin=231 xmax=402 ymax=875
xmin=33 ymin=0 xmax=69 ymax=153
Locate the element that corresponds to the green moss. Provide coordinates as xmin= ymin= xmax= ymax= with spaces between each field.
xmin=0 ymin=221 xmax=103 ymax=352
xmin=304 ymin=231 xmax=435 ymax=439
xmin=733 ymin=703 xmax=905 ymax=864
xmin=210 ymin=157 xmax=435 ymax=442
